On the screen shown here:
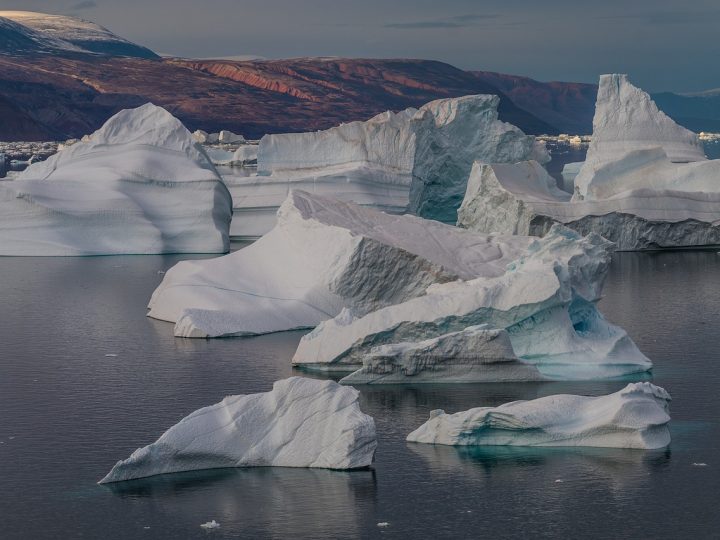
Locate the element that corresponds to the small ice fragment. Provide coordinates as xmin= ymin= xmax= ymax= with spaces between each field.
xmin=9 ymin=436 xmax=15 ymax=440
xmin=377 ymin=522 xmax=389 ymax=528
xmin=105 ymin=354 xmax=118 ymax=357
xmin=692 ymin=463 xmax=708 ymax=467
xmin=157 ymin=271 xmax=165 ymax=275
xmin=555 ymin=479 xmax=564 ymax=483
xmin=200 ymin=520 xmax=220 ymax=530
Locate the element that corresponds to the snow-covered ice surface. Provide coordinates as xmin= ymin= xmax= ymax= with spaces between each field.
xmin=0 ymin=103 xmax=232 ymax=255
xmin=226 ymin=94 xmax=548 ymax=238
xmin=458 ymin=75 xmax=720 ymax=251
xmin=339 ymin=325 xmax=545 ymax=384
xmin=148 ymin=190 xmax=535 ymax=337
xmin=99 ymin=377 xmax=377 ymax=483
xmin=407 ymin=382 xmax=671 ymax=449
xmin=293 ymin=223 xmax=652 ymax=380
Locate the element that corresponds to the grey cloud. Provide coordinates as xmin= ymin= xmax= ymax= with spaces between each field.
xmin=384 ymin=13 xmax=499 ymax=29
xmin=69 ymin=0 xmax=98 ymax=10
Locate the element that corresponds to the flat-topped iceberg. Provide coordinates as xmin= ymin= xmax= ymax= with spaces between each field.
xmin=406 ymin=382 xmax=671 ymax=449
xmin=0 ymin=103 xmax=232 ymax=255
xmin=148 ymin=190 xmax=535 ymax=338
xmin=458 ymin=75 xmax=720 ymax=251
xmin=340 ymin=325 xmax=544 ymax=384
xmin=99 ymin=377 xmax=377 ymax=483
xmin=228 ymin=94 xmax=548 ymax=238
xmin=293 ymin=224 xmax=652 ymax=380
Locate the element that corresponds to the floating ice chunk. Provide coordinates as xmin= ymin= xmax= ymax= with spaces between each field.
xmin=99 ymin=377 xmax=377 ymax=483
xmin=231 ymin=145 xmax=258 ymax=165
xmin=149 ymin=191 xmax=535 ymax=338
xmin=377 ymin=522 xmax=389 ymax=528
xmin=0 ymin=103 xmax=232 ymax=255
xmin=200 ymin=520 xmax=220 ymax=530
xmin=339 ymin=326 xmax=544 ymax=384
xmin=218 ymin=130 xmax=245 ymax=144
xmin=406 ymin=383 xmax=671 ymax=449
xmin=293 ymin=224 xmax=651 ymax=380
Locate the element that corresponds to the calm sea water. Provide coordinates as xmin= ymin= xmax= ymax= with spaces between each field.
xmin=1 ymin=249 xmax=719 ymax=539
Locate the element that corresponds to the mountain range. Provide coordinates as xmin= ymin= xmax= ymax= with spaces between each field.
xmin=1 ymin=11 xmax=719 ymax=141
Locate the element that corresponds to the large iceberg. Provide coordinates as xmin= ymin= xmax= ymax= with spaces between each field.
xmin=458 ymin=75 xmax=720 ymax=251
xmin=406 ymin=382 xmax=671 ymax=449
xmin=407 ymin=94 xmax=549 ymax=222
xmin=293 ymin=224 xmax=651 ymax=380
xmin=149 ymin=190 xmax=535 ymax=337
xmin=0 ymin=104 xmax=232 ymax=255
xmin=227 ymin=94 xmax=548 ymax=238
xmin=99 ymin=377 xmax=377 ymax=483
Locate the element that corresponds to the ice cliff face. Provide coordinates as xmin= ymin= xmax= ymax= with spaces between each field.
xmin=458 ymin=74 xmax=720 ymax=250
xmin=339 ymin=325 xmax=545 ymax=384
xmin=408 ymin=94 xmax=549 ymax=222
xmin=0 ymin=103 xmax=232 ymax=255
xmin=99 ymin=377 xmax=377 ymax=483
xmin=407 ymin=383 xmax=671 ymax=449
xmin=148 ymin=190 xmax=535 ymax=337
xmin=292 ymin=222 xmax=651 ymax=380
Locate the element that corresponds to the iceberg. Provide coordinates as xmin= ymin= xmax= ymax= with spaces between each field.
xmin=99 ymin=377 xmax=377 ymax=483
xmin=574 ymin=73 xmax=706 ymax=197
xmin=458 ymin=75 xmax=720 ymax=251
xmin=293 ymin=224 xmax=652 ymax=380
xmin=227 ymin=94 xmax=548 ymax=238
xmin=148 ymin=190 xmax=535 ymax=337
xmin=406 ymin=382 xmax=671 ymax=449
xmin=0 ymin=103 xmax=232 ymax=255
xmin=339 ymin=325 xmax=544 ymax=384
xmin=407 ymin=94 xmax=549 ymax=222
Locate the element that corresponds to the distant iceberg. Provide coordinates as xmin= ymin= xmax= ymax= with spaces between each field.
xmin=0 ymin=103 xmax=232 ymax=255
xmin=407 ymin=382 xmax=671 ymax=450
xmin=226 ymin=94 xmax=548 ymax=238
xmin=99 ymin=377 xmax=377 ymax=483
xmin=458 ymin=74 xmax=720 ymax=251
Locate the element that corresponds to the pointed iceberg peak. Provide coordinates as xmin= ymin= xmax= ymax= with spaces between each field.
xmin=590 ymin=74 xmax=705 ymax=164
xmin=573 ymin=74 xmax=707 ymax=200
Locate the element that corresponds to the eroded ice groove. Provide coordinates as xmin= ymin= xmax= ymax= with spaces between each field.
xmin=458 ymin=75 xmax=720 ymax=251
xmin=293 ymin=225 xmax=652 ymax=380
xmin=148 ymin=190 xmax=535 ymax=337
xmin=227 ymin=94 xmax=548 ymax=238
xmin=0 ymin=103 xmax=232 ymax=255
xmin=406 ymin=383 xmax=671 ymax=450
xmin=99 ymin=377 xmax=377 ymax=483
xmin=339 ymin=325 xmax=545 ymax=384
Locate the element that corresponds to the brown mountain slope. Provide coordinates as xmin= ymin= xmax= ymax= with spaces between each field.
xmin=0 ymin=56 xmax=558 ymax=141
xmin=472 ymin=71 xmax=598 ymax=134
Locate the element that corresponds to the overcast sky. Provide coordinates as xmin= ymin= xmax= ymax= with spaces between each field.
xmin=3 ymin=0 xmax=720 ymax=92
